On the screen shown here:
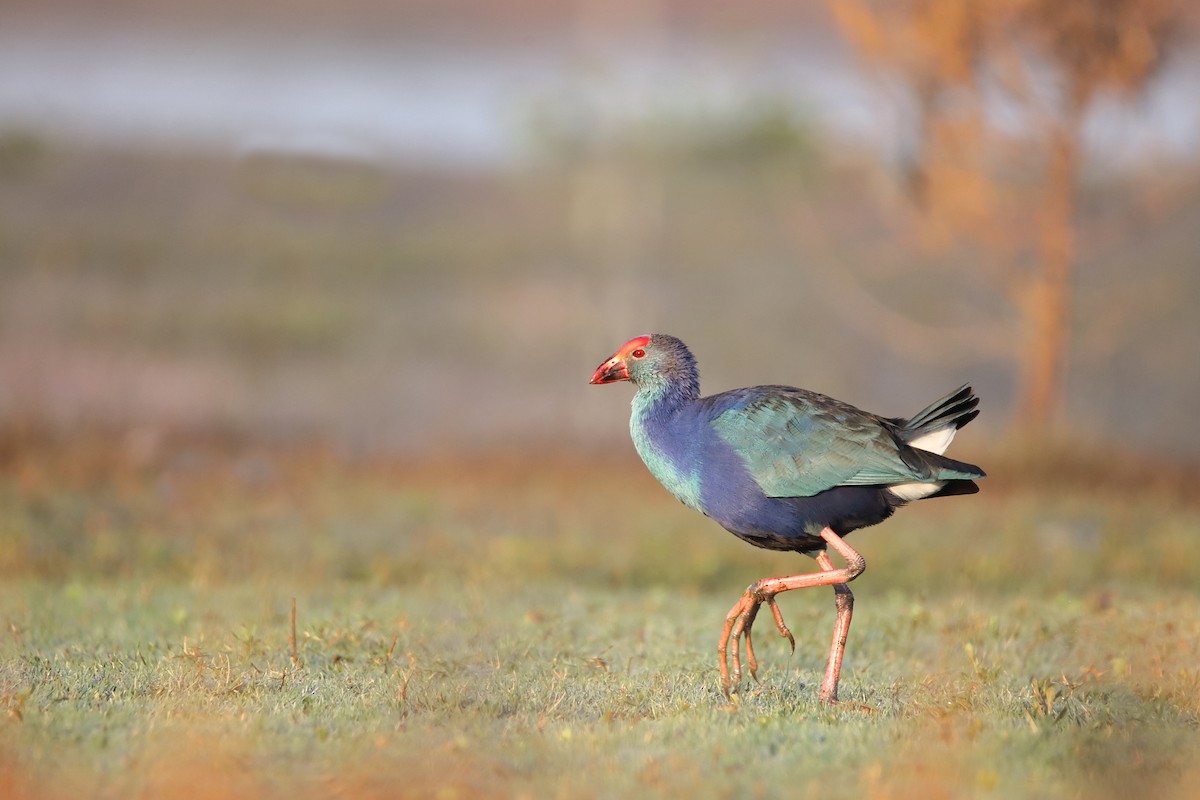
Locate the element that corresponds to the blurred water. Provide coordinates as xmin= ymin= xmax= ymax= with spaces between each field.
xmin=3 ymin=20 xmax=1196 ymax=168
xmin=0 ymin=25 xmax=547 ymax=165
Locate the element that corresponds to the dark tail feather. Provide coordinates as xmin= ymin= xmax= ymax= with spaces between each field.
xmin=901 ymin=384 xmax=980 ymax=439
xmin=899 ymin=445 xmax=987 ymax=481
xmin=926 ymin=479 xmax=979 ymax=498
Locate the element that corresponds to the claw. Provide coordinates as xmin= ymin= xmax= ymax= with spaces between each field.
xmin=718 ymin=588 xmax=769 ymax=696
xmin=765 ymin=597 xmax=795 ymax=654
xmin=719 ymin=587 xmax=800 ymax=697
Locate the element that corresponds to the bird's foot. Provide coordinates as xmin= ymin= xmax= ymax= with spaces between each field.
xmin=718 ymin=586 xmax=796 ymax=698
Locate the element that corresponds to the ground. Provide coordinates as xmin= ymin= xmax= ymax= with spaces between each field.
xmin=1 ymin=433 xmax=1198 ymax=799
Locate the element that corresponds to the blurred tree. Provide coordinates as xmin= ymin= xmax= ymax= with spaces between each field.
xmin=831 ymin=0 xmax=1184 ymax=430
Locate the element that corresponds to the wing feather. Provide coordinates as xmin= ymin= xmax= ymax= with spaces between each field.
xmin=709 ymin=386 xmax=963 ymax=498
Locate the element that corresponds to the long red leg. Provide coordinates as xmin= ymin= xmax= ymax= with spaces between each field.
xmin=814 ymin=551 xmax=854 ymax=704
xmin=718 ymin=527 xmax=865 ymax=700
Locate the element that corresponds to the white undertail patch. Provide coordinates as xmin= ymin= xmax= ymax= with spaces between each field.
xmin=906 ymin=426 xmax=956 ymax=455
xmin=886 ymin=481 xmax=944 ymax=502
xmin=887 ymin=425 xmax=960 ymax=502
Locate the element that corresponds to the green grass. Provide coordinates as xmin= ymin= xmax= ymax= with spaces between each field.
xmin=2 ymin=436 xmax=1199 ymax=798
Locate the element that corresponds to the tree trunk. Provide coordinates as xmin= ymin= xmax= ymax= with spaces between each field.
xmin=1017 ymin=120 xmax=1078 ymax=431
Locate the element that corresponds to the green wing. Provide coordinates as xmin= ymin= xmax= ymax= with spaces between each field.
xmin=710 ymin=386 xmax=969 ymax=498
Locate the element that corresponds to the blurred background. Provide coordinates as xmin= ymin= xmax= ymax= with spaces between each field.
xmin=2 ymin=0 xmax=1198 ymax=460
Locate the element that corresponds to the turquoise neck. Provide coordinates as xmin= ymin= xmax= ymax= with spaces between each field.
xmin=629 ymin=379 xmax=704 ymax=511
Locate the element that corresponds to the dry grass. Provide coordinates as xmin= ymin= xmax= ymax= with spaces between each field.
xmin=1 ymin=429 xmax=1199 ymax=798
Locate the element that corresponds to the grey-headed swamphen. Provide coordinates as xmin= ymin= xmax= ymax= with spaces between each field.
xmin=590 ymin=333 xmax=984 ymax=703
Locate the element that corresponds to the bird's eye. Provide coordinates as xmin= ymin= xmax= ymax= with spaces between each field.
xmin=631 ymin=348 xmax=646 ymax=359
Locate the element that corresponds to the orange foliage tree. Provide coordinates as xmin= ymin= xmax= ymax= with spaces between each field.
xmin=831 ymin=0 xmax=1183 ymax=430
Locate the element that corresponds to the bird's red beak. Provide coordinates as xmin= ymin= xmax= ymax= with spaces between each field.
xmin=589 ymin=354 xmax=630 ymax=384
xmin=590 ymin=335 xmax=651 ymax=384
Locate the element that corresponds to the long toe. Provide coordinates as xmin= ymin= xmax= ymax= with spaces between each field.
xmin=765 ymin=596 xmax=795 ymax=654
xmin=719 ymin=593 xmax=759 ymax=696
xmin=742 ymin=601 xmax=763 ymax=681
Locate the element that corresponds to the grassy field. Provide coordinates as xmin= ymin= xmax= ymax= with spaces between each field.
xmin=2 ymin=431 xmax=1199 ymax=799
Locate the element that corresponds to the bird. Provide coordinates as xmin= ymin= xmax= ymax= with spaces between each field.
xmin=589 ymin=333 xmax=984 ymax=704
